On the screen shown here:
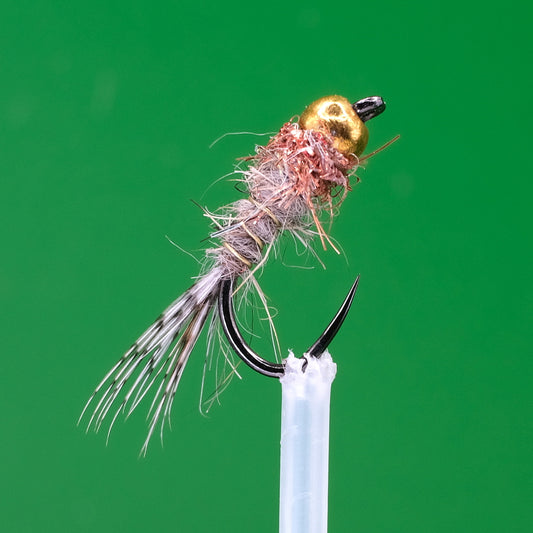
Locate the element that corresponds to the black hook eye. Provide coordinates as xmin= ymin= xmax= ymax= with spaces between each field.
xmin=353 ymin=96 xmax=386 ymax=122
xmin=218 ymin=276 xmax=360 ymax=377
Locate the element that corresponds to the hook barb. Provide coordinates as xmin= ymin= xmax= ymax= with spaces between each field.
xmin=218 ymin=276 xmax=360 ymax=378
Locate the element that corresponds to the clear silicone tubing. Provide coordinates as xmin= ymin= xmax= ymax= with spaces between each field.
xmin=279 ymin=351 xmax=337 ymax=533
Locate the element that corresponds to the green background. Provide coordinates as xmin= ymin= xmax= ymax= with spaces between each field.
xmin=2 ymin=1 xmax=531 ymax=531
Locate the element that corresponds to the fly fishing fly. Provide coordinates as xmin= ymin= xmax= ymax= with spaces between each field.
xmin=79 ymin=95 xmax=389 ymax=454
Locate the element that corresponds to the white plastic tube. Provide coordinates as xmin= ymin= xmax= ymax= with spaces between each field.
xmin=279 ymin=351 xmax=337 ymax=533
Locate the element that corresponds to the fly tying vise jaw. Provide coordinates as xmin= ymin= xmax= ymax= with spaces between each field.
xmin=218 ymin=95 xmax=386 ymax=377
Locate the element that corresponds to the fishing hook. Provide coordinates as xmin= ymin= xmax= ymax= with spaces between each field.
xmin=218 ymin=276 xmax=360 ymax=377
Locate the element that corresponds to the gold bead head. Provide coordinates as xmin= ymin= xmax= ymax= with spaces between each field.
xmin=299 ymin=95 xmax=369 ymax=157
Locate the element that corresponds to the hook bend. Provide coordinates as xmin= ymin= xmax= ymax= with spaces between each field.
xmin=218 ymin=276 xmax=360 ymax=378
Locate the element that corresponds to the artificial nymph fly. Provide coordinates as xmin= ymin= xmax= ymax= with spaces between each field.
xmin=80 ymin=95 xmax=387 ymax=453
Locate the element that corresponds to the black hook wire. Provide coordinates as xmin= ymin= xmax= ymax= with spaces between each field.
xmin=353 ymin=96 xmax=386 ymax=122
xmin=218 ymin=276 xmax=360 ymax=377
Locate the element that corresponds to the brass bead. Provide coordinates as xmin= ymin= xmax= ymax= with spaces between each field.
xmin=299 ymin=95 xmax=369 ymax=157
